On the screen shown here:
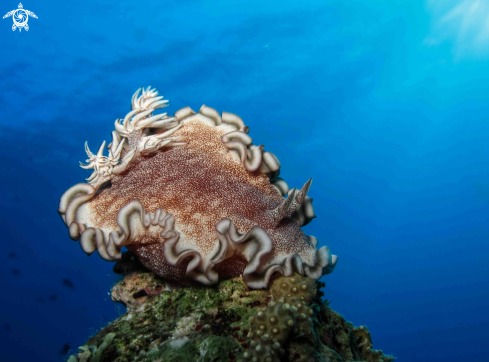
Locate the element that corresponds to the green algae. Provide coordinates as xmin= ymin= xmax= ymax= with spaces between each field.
xmin=141 ymin=335 xmax=241 ymax=362
xmin=68 ymin=333 xmax=116 ymax=362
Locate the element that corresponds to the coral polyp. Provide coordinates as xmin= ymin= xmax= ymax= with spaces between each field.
xmin=58 ymin=87 xmax=338 ymax=288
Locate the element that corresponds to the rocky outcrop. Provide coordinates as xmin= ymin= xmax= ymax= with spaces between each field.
xmin=68 ymin=255 xmax=394 ymax=362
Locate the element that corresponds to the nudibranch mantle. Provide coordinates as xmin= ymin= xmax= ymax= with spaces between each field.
xmin=58 ymin=87 xmax=337 ymax=289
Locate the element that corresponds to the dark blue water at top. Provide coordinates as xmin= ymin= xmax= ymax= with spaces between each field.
xmin=0 ymin=0 xmax=488 ymax=361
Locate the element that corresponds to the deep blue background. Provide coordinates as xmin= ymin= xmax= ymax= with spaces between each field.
xmin=1 ymin=0 xmax=488 ymax=361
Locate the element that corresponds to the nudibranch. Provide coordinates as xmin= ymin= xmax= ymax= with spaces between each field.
xmin=58 ymin=87 xmax=337 ymax=289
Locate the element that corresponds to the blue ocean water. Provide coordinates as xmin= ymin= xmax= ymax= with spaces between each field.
xmin=1 ymin=0 xmax=488 ymax=361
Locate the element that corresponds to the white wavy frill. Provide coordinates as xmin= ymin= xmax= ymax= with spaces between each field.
xmin=59 ymin=187 xmax=337 ymax=288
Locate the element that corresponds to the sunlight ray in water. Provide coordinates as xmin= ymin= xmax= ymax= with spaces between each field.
xmin=426 ymin=0 xmax=489 ymax=58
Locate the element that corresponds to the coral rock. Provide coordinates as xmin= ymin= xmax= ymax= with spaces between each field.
xmin=110 ymin=272 xmax=169 ymax=313
xmin=353 ymin=326 xmax=395 ymax=362
xmin=75 ymin=272 xmax=394 ymax=362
